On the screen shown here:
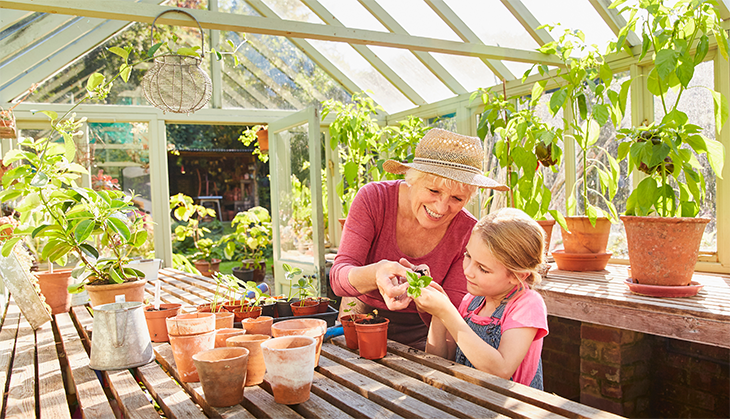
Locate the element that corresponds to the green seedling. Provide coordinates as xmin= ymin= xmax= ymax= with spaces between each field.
xmin=406 ymin=271 xmax=432 ymax=298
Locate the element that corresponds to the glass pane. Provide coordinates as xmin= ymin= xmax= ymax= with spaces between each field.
xmin=431 ymin=53 xmax=498 ymax=93
xmin=654 ymin=61 xmax=717 ymax=253
xmin=373 ymin=0 xmax=462 ymax=41
xmin=444 ymin=0 xmax=540 ymax=50
xmin=428 ymin=113 xmax=456 ymax=132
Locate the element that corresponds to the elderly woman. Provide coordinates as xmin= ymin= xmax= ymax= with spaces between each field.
xmin=330 ymin=128 xmax=507 ymax=350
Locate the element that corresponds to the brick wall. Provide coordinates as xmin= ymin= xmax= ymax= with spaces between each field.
xmin=542 ymin=318 xmax=730 ymax=418
xmin=543 ymin=316 xmax=581 ymax=401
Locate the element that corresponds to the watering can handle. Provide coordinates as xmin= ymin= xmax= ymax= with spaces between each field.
xmin=112 ymin=307 xmax=127 ymax=348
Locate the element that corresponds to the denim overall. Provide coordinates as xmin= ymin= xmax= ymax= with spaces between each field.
xmin=454 ymin=291 xmax=544 ymax=390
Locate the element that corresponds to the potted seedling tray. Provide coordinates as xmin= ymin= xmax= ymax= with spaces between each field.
xmin=234 ymin=305 xmax=338 ymax=328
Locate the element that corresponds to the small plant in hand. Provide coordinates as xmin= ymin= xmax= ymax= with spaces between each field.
xmin=405 ymin=271 xmax=432 ymax=299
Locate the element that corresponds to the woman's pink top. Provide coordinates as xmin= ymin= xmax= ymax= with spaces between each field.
xmin=330 ymin=180 xmax=476 ymax=315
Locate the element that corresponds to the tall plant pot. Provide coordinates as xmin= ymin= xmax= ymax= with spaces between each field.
xmin=242 ymin=260 xmax=267 ymax=284
xmin=36 ymin=269 xmax=74 ymax=315
xmin=214 ymin=311 xmax=234 ymax=329
xmin=341 ymin=314 xmax=366 ymax=350
xmin=621 ymin=216 xmax=709 ymax=286
xmin=193 ymin=347 xmax=249 ymax=407
xmin=215 ymin=328 xmax=246 ymax=348
xmin=194 ymin=259 xmax=221 ymax=277
xmin=166 ymin=312 xmax=215 ymax=336
xmin=271 ymin=318 xmax=326 ymax=365
xmin=261 ymin=336 xmax=317 ymax=404
xmin=354 ymin=317 xmax=390 ymax=360
xmin=227 ymin=334 xmax=271 ymax=386
xmin=86 ymin=279 xmax=147 ymax=308
xmin=144 ymin=304 xmax=182 ymax=342
xmin=561 ymin=216 xmax=611 ymax=254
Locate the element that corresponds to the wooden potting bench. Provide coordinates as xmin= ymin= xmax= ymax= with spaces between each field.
xmin=0 ymin=268 xmax=625 ymax=419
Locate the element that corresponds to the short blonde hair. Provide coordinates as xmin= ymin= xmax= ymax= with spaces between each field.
xmin=473 ymin=208 xmax=545 ymax=288
xmin=404 ymin=168 xmax=479 ymax=202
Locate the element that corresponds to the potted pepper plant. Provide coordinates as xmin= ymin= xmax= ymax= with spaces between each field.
xmin=612 ymin=0 xmax=728 ymax=288
xmin=534 ymin=26 xmax=630 ymax=270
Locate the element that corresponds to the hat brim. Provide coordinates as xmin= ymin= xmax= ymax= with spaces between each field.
xmin=383 ymin=160 xmax=508 ymax=191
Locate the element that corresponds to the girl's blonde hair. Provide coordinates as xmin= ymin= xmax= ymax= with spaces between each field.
xmin=473 ymin=208 xmax=545 ymax=289
xmin=404 ymin=169 xmax=478 ymax=202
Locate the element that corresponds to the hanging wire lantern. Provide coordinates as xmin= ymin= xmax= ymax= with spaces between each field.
xmin=142 ymin=9 xmax=212 ymax=114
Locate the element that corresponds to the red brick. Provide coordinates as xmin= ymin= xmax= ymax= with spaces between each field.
xmin=600 ymin=381 xmax=622 ymax=399
xmin=581 ymin=359 xmax=619 ymax=381
xmin=694 ymin=357 xmax=723 ymax=376
xmin=582 ymin=323 xmax=621 ymax=343
xmin=687 ymin=388 xmax=716 ymax=410
xmin=580 ymin=375 xmax=600 ymax=396
xmin=580 ymin=393 xmax=623 ymax=415
xmin=580 ymin=340 xmax=599 ymax=360
xmin=620 ymin=379 xmax=651 ymax=400
xmin=619 ymin=329 xmax=645 ymax=345
xmin=620 ymin=340 xmax=652 ymax=365
xmin=600 ymin=343 xmax=621 ymax=365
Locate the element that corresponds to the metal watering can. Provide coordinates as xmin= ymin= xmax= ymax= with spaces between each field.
xmin=89 ymin=302 xmax=155 ymax=371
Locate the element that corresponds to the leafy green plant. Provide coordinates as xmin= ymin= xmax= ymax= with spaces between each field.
xmin=282 ymin=263 xmax=316 ymax=301
xmin=220 ymin=206 xmax=271 ymax=270
xmin=474 ymin=88 xmax=567 ymax=231
xmin=242 ymin=280 xmax=270 ymax=307
xmin=405 ymin=271 xmax=432 ymax=298
xmin=535 ymin=26 xmax=629 ymax=225
xmin=238 ymin=124 xmax=269 ymax=163
xmin=191 ymin=238 xmax=222 ymax=264
xmin=612 ymin=0 xmax=728 ymax=217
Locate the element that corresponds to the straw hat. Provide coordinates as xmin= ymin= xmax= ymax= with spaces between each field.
xmin=383 ymin=128 xmax=508 ymax=191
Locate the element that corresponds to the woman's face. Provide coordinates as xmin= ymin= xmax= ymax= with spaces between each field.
xmin=462 ymin=234 xmax=518 ymax=299
xmin=409 ymin=176 xmax=469 ymax=229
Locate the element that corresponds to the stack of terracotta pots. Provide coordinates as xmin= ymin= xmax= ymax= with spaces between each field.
xmin=166 ymin=313 xmax=216 ymax=382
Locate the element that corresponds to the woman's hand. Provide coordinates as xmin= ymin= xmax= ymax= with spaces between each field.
xmin=413 ymin=282 xmax=451 ymax=317
xmin=374 ymin=260 xmax=412 ymax=311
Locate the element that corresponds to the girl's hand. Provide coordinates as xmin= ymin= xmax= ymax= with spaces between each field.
xmin=413 ymin=283 xmax=451 ymax=317
xmin=375 ymin=260 xmax=412 ymax=311
xmin=398 ymin=258 xmax=431 ymax=278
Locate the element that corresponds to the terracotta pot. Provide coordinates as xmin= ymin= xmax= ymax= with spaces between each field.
xmin=241 ymin=316 xmax=273 ymax=336
xmin=537 ymin=219 xmax=555 ymax=253
xmin=0 ymin=113 xmax=17 ymax=139
xmin=166 ymin=312 xmax=215 ymax=336
xmin=193 ymin=347 xmax=249 ymax=407
xmin=232 ymin=306 xmax=262 ymax=322
xmin=271 ymin=318 xmax=326 ymax=365
xmin=291 ymin=300 xmax=319 ymax=316
xmin=256 ymin=128 xmax=269 ymax=151
xmin=194 ymin=259 xmax=221 ymax=277
xmin=275 ymin=298 xmax=297 ymax=318
xmin=260 ymin=336 xmax=317 ymax=404
xmin=621 ymin=216 xmax=709 ymax=286
xmin=355 ymin=317 xmax=390 ymax=360
xmin=144 ymin=304 xmax=182 ymax=342
xmin=214 ymin=311 xmax=234 ymax=329
xmin=223 ymin=300 xmax=245 ymax=313
xmin=36 ymin=269 xmax=74 ymax=315
xmin=197 ymin=303 xmax=213 ymax=312
xmin=560 ymin=216 xmax=611 ymax=254
xmin=552 ymin=250 xmax=611 ymax=271
xmin=316 ymin=298 xmax=331 ymax=313
xmin=341 ymin=314 xmax=366 ymax=350
xmin=86 ymin=279 xmax=147 ymax=308
xmin=215 ymin=328 xmax=246 ymax=348
xmin=227 ymin=334 xmax=271 ymax=386
xmin=169 ymin=330 xmax=216 ymax=382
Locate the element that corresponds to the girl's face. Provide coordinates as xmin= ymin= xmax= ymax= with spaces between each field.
xmin=410 ymin=177 xmax=468 ymax=229
xmin=462 ymin=234 xmax=519 ymax=299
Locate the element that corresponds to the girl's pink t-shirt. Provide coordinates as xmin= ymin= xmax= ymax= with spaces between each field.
xmin=458 ymin=289 xmax=548 ymax=386
xmin=330 ymin=180 xmax=476 ymax=314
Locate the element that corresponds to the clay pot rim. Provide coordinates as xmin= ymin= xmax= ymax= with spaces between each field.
xmin=168 ymin=329 xmax=216 ymax=338
xmin=261 ymin=335 xmax=316 ymax=351
xmin=144 ymin=303 xmax=182 ymax=312
xmin=620 ymin=215 xmax=711 ymax=224
xmin=272 ymin=318 xmax=327 ymax=333
xmin=227 ymin=334 xmax=271 ymax=344
xmin=85 ymin=279 xmax=146 ymax=289
xmin=192 ymin=346 xmax=250 ymax=363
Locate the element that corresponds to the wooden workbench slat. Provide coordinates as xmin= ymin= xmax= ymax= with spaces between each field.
xmin=287 ymin=389 xmax=353 ymax=419
xmin=310 ymin=372 xmax=405 ymax=419
xmin=152 ymin=342 xmax=256 ymax=419
xmin=321 ymin=344 xmax=504 ymax=419
xmin=145 ymin=282 xmax=201 ymax=308
xmin=135 ymin=361 xmax=206 ymax=419
xmin=36 ymin=317 xmax=72 ymax=419
xmin=157 ymin=277 xmax=215 ymax=305
xmin=381 ymin=338 xmax=624 ymax=419
xmin=317 ymin=353 xmax=461 ymax=419
xmin=241 ymin=386 xmax=304 ymax=419
xmin=0 ymin=301 xmax=21 ymax=413
xmin=71 ymin=307 xmax=160 ymax=419
xmin=54 ymin=312 xmax=116 ymax=419
xmin=5 ymin=302 xmax=37 ymax=419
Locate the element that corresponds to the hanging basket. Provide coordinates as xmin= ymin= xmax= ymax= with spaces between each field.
xmin=142 ymin=9 xmax=212 ymax=114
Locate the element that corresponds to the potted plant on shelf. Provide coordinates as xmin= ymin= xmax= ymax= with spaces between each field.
xmin=191 ymin=238 xmax=222 ymax=278
xmin=612 ymin=0 xmax=728 ymax=289
xmin=475 ymin=86 xmax=568 ymax=258
xmin=170 ymin=193 xmax=219 ymax=276
xmin=220 ymin=206 xmax=271 ymax=283
xmin=535 ymin=25 xmax=629 ymax=271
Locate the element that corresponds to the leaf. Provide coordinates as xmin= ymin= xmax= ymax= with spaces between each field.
xmin=646 ymin=68 xmax=667 ymax=97
xmin=343 ymin=161 xmax=359 ymax=185
xmin=108 ymin=46 xmax=129 ymax=61
xmin=549 ymin=87 xmax=569 ymax=115
xmin=577 ymin=93 xmax=588 ymax=121
xmin=176 ymin=47 xmax=199 ymax=57
xmin=676 ymin=53 xmax=694 ymax=88
xmin=599 ymin=63 xmax=612 ymax=85
xmin=705 ymin=137 xmax=726 ymax=179
xmin=654 ymin=49 xmax=678 ymax=81
xmin=74 ymin=219 xmax=95 ymax=243
xmin=147 ymin=42 xmax=163 ymax=57
xmin=79 ymin=243 xmax=99 ymax=260
xmin=695 ymin=34 xmax=709 ymax=65
xmin=585 ymin=119 xmax=600 ymax=147
xmin=531 ymin=81 xmax=546 ymax=104
xmin=106 ymin=217 xmax=131 ymax=242
xmin=1 ymin=237 xmax=20 ymax=257
xmin=86 ymin=73 xmax=105 ymax=91
xmin=132 ymin=230 xmax=147 ymax=247
xmin=710 ymin=90 xmax=729 ymax=132
xmin=63 ymin=131 xmax=76 ymax=162
xmin=120 ymin=64 xmax=132 ymax=83
xmin=639 ymin=33 xmax=651 ymax=61
xmin=593 ymin=104 xmax=609 ymax=126
xmin=39 ymin=110 xmax=58 ymax=122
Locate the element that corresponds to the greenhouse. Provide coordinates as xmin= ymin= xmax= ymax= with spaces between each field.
xmin=0 ymin=0 xmax=728 ymax=418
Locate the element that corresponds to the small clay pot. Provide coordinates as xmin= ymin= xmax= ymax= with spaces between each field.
xmin=144 ymin=304 xmax=182 ymax=342
xmin=227 ymin=334 xmax=271 ymax=386
xmin=166 ymin=312 xmax=215 ymax=336
xmin=215 ymin=328 xmax=246 ymax=348
xmin=290 ymin=300 xmax=319 ymax=316
xmin=36 ymin=269 xmax=74 ymax=315
xmin=316 ymin=298 xmax=331 ymax=313
xmin=340 ymin=314 xmax=366 ymax=350
xmin=271 ymin=318 xmax=327 ymax=365
xmin=233 ymin=306 xmax=262 ymax=323
xmin=355 ymin=317 xmax=390 ymax=360
xmin=193 ymin=347 xmax=249 ymax=407
xmin=169 ymin=330 xmax=216 ymax=382
xmin=261 ymin=336 xmax=317 ymax=404
xmin=241 ymin=316 xmax=273 ymax=336
xmin=214 ymin=311 xmax=234 ymax=329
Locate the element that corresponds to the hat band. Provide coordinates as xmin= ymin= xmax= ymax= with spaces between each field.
xmin=412 ymin=158 xmax=482 ymax=175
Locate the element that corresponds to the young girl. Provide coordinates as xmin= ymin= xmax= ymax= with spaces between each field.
xmin=413 ymin=208 xmax=548 ymax=389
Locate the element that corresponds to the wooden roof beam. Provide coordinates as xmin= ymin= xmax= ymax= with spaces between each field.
xmin=589 ymin=0 xmax=641 ymax=47
xmin=500 ymin=0 xmax=553 ymax=46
